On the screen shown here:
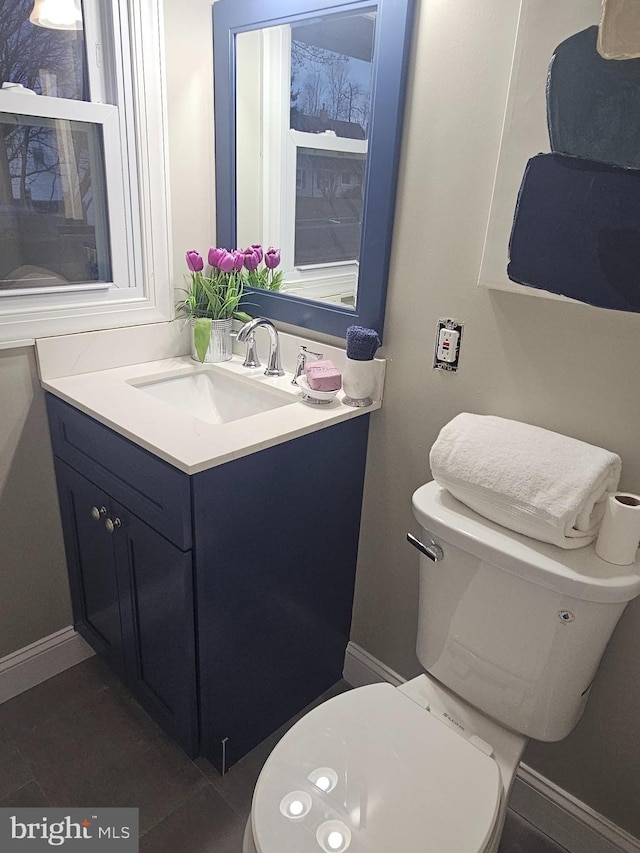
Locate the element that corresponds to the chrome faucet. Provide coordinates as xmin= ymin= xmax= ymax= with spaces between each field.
xmin=291 ymin=345 xmax=323 ymax=386
xmin=237 ymin=318 xmax=284 ymax=377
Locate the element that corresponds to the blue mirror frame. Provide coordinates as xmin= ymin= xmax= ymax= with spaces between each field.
xmin=213 ymin=0 xmax=415 ymax=341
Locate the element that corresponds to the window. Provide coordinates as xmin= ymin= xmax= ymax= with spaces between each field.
xmin=0 ymin=0 xmax=172 ymax=345
xmin=0 ymin=101 xmax=123 ymax=296
xmin=235 ymin=10 xmax=375 ymax=306
xmin=1 ymin=0 xmax=87 ymax=101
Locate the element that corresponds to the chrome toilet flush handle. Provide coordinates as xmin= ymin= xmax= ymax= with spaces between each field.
xmin=407 ymin=532 xmax=444 ymax=563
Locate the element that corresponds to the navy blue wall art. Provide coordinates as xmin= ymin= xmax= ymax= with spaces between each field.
xmin=478 ymin=0 xmax=640 ymax=313
xmin=548 ymin=26 xmax=640 ymax=170
xmin=509 ymin=154 xmax=640 ymax=312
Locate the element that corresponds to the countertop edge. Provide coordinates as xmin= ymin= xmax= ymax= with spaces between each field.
xmin=42 ymin=359 xmax=381 ymax=475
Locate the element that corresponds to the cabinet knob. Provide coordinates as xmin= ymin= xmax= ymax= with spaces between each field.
xmin=105 ymin=517 xmax=122 ymax=533
xmin=91 ymin=506 xmax=107 ymax=521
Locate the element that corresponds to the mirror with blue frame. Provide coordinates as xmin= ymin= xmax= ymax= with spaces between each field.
xmin=213 ymin=0 xmax=415 ymax=339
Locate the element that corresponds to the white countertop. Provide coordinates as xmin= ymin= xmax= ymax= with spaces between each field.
xmin=37 ymin=323 xmax=384 ymax=475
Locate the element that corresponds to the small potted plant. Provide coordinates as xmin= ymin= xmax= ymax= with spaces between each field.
xmin=178 ymin=248 xmax=248 ymax=363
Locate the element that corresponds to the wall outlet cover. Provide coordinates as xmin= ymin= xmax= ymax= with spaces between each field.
xmin=433 ymin=319 xmax=464 ymax=371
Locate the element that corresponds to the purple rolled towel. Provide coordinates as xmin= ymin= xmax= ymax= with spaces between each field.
xmin=346 ymin=325 xmax=381 ymax=361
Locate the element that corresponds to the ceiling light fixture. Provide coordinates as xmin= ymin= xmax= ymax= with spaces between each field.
xmin=30 ymin=0 xmax=83 ymax=31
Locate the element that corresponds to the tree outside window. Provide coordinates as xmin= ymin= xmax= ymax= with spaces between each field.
xmin=0 ymin=1 xmax=106 ymax=289
xmin=288 ymin=14 xmax=373 ymax=270
xmin=0 ymin=0 xmax=86 ymax=99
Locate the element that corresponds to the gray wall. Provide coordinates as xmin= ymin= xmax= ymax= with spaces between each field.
xmin=351 ymin=0 xmax=640 ymax=838
xmin=0 ymin=347 xmax=71 ymax=658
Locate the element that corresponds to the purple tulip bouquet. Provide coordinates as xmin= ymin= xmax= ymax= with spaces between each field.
xmin=177 ymin=245 xmax=283 ymax=362
xmin=178 ymin=248 xmax=247 ymax=362
xmin=180 ymin=248 xmax=246 ymax=319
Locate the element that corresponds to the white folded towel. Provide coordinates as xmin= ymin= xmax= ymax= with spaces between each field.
xmin=429 ymin=413 xmax=622 ymax=549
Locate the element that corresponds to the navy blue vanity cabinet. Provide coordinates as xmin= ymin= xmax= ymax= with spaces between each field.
xmin=46 ymin=395 xmax=198 ymax=757
xmin=46 ymin=393 xmax=370 ymax=773
xmin=193 ymin=415 xmax=370 ymax=773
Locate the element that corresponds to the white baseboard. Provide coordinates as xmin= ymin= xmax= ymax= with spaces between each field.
xmin=511 ymin=765 xmax=640 ymax=853
xmin=0 ymin=627 xmax=95 ymax=705
xmin=343 ymin=641 xmax=640 ymax=853
xmin=342 ymin=640 xmax=405 ymax=687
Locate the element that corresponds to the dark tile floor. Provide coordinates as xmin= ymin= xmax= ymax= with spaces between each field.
xmin=0 ymin=658 xmax=568 ymax=852
xmin=499 ymin=811 xmax=569 ymax=853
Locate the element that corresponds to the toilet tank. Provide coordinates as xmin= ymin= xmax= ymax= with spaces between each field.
xmin=412 ymin=482 xmax=640 ymax=742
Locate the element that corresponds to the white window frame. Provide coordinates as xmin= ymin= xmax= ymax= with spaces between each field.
xmin=0 ymin=93 xmax=129 ymax=298
xmin=0 ymin=0 xmax=172 ymax=347
xmin=260 ymin=25 xmax=367 ymax=304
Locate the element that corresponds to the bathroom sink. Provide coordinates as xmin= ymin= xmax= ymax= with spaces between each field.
xmin=129 ymin=368 xmax=295 ymax=425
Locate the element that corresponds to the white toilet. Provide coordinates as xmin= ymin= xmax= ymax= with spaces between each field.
xmin=243 ymin=482 xmax=640 ymax=853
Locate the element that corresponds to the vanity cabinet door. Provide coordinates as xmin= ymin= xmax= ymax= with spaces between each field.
xmin=113 ymin=510 xmax=198 ymax=757
xmin=52 ymin=458 xmax=199 ymax=757
xmin=53 ymin=459 xmax=126 ymax=678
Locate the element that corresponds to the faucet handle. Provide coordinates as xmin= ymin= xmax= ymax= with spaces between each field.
xmin=299 ymin=345 xmax=323 ymax=361
xmin=292 ymin=345 xmax=323 ymax=385
xmin=242 ymin=331 xmax=261 ymax=369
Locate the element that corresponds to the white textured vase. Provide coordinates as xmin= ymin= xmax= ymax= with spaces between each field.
xmin=190 ymin=318 xmax=233 ymax=363
xmin=342 ymin=356 xmax=375 ymax=407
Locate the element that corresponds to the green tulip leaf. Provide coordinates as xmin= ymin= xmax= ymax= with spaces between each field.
xmin=194 ymin=317 xmax=211 ymax=363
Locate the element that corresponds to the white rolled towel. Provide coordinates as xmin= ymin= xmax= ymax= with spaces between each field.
xmin=429 ymin=413 xmax=622 ymax=549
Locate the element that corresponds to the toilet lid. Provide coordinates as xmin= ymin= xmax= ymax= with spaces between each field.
xmin=251 ymin=683 xmax=501 ymax=853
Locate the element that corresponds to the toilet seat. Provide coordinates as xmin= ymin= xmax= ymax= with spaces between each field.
xmin=250 ymin=683 xmax=502 ymax=853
